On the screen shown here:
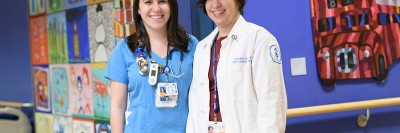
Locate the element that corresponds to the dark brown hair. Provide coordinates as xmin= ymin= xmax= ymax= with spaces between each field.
xmin=197 ymin=0 xmax=246 ymax=15
xmin=126 ymin=0 xmax=190 ymax=56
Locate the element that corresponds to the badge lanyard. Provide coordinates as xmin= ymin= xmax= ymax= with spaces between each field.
xmin=163 ymin=47 xmax=171 ymax=83
xmin=211 ymin=34 xmax=220 ymax=122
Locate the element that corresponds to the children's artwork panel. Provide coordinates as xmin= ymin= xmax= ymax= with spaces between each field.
xmin=91 ymin=63 xmax=111 ymax=121
xmin=50 ymin=64 xmax=72 ymax=116
xmin=310 ymin=0 xmax=400 ymax=86
xmin=47 ymin=11 xmax=69 ymax=64
xmin=35 ymin=112 xmax=54 ymax=133
xmin=29 ymin=0 xmax=46 ymax=16
xmin=73 ymin=118 xmax=95 ymax=133
xmin=53 ymin=115 xmax=73 ymax=133
xmin=47 ymin=0 xmax=65 ymax=14
xmin=33 ymin=66 xmax=52 ymax=113
xmin=69 ymin=63 xmax=94 ymax=118
xmin=88 ymin=2 xmax=115 ymax=62
xmin=95 ymin=122 xmax=111 ymax=133
xmin=88 ymin=0 xmax=112 ymax=5
xmin=65 ymin=0 xmax=87 ymax=10
xmin=66 ymin=6 xmax=91 ymax=63
xmin=30 ymin=15 xmax=49 ymax=65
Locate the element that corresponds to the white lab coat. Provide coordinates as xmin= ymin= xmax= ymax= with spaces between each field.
xmin=187 ymin=16 xmax=287 ymax=133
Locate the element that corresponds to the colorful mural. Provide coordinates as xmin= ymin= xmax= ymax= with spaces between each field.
xmin=35 ymin=112 xmax=54 ymax=133
xmin=66 ymin=6 xmax=91 ymax=63
xmin=70 ymin=64 xmax=94 ymax=118
xmin=73 ymin=118 xmax=95 ymax=133
xmin=91 ymin=63 xmax=111 ymax=121
xmin=95 ymin=123 xmax=111 ymax=133
xmin=53 ymin=115 xmax=73 ymax=133
xmin=29 ymin=0 xmax=136 ymax=131
xmin=88 ymin=2 xmax=115 ymax=62
xmin=50 ymin=65 xmax=71 ymax=115
xmin=88 ymin=0 xmax=112 ymax=5
xmin=33 ymin=66 xmax=51 ymax=113
xmin=64 ymin=0 xmax=87 ymax=10
xmin=29 ymin=0 xmax=46 ymax=16
xmin=47 ymin=0 xmax=65 ymax=14
xmin=47 ymin=12 xmax=69 ymax=64
xmin=30 ymin=15 xmax=49 ymax=65
xmin=310 ymin=0 xmax=400 ymax=86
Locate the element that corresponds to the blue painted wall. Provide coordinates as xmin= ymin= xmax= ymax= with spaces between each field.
xmin=243 ymin=0 xmax=400 ymax=132
xmin=178 ymin=0 xmax=192 ymax=34
xmin=0 ymin=1 xmax=33 ymax=103
xmin=180 ymin=0 xmax=214 ymax=40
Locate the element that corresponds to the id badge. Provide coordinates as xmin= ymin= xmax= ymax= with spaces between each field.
xmin=155 ymin=82 xmax=178 ymax=108
xmin=207 ymin=122 xmax=225 ymax=133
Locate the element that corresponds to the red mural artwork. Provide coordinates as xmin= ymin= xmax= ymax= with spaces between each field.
xmin=311 ymin=0 xmax=400 ymax=86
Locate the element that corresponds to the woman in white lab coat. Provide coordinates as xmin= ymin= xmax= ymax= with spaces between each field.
xmin=187 ymin=0 xmax=287 ymax=132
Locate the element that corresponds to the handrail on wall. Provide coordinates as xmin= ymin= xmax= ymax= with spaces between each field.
xmin=0 ymin=101 xmax=33 ymax=108
xmin=3 ymin=98 xmax=399 ymax=127
xmin=287 ymin=97 xmax=400 ymax=117
xmin=4 ymin=97 xmax=399 ymax=115
xmin=287 ymin=97 xmax=400 ymax=127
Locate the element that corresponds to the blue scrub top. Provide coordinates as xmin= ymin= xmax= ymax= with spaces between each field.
xmin=105 ymin=35 xmax=198 ymax=133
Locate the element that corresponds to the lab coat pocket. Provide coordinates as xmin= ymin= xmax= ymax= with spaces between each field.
xmin=229 ymin=64 xmax=252 ymax=88
xmin=229 ymin=64 xmax=254 ymax=102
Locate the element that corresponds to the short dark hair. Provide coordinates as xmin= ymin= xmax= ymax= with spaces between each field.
xmin=127 ymin=0 xmax=190 ymax=55
xmin=197 ymin=0 xmax=246 ymax=15
xmin=208 ymin=126 xmax=213 ymax=130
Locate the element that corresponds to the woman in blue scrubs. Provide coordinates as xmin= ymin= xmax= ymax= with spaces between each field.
xmin=104 ymin=0 xmax=198 ymax=132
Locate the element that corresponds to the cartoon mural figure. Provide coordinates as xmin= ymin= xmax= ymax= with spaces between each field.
xmin=71 ymin=64 xmax=94 ymax=118
xmin=93 ymin=77 xmax=109 ymax=113
xmin=88 ymin=2 xmax=115 ymax=62
xmin=91 ymin=63 xmax=111 ymax=121
xmin=36 ymin=81 xmax=48 ymax=108
xmin=311 ymin=0 xmax=400 ymax=86
xmin=33 ymin=66 xmax=51 ymax=113
xmin=75 ymin=67 xmax=92 ymax=115
xmin=76 ymin=76 xmax=91 ymax=114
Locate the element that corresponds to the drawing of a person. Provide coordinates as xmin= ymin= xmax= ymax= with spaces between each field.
xmin=37 ymin=81 xmax=48 ymax=108
xmin=76 ymin=76 xmax=84 ymax=114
